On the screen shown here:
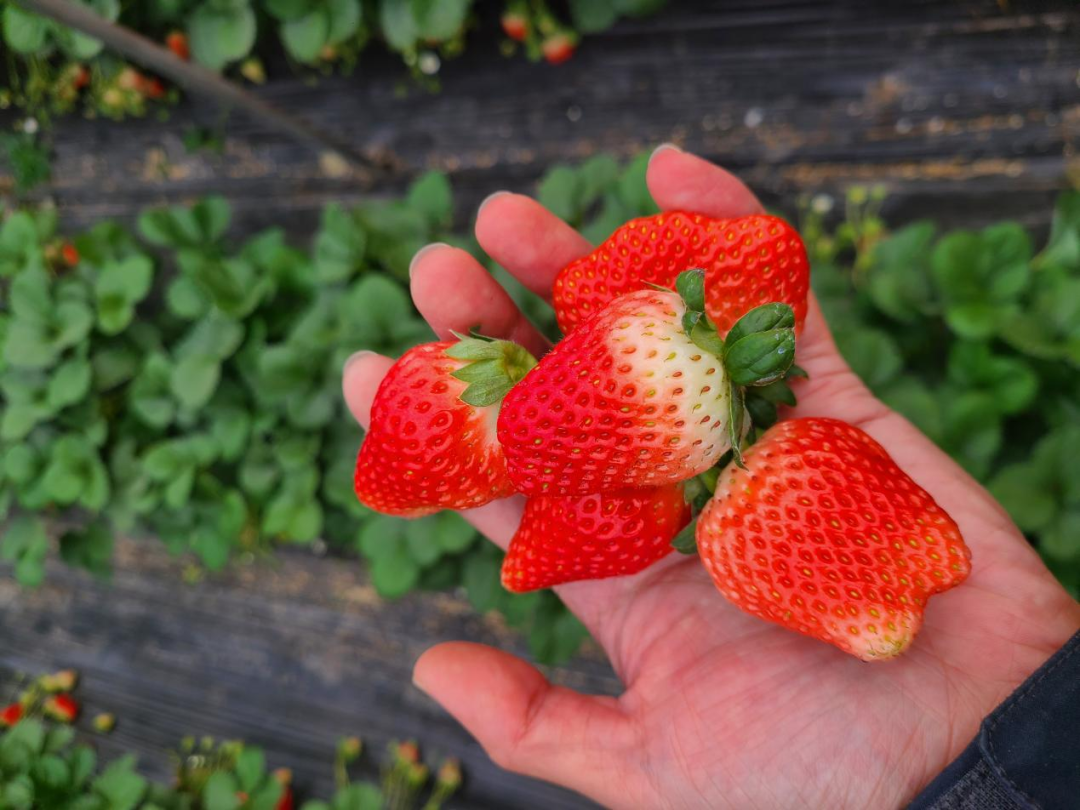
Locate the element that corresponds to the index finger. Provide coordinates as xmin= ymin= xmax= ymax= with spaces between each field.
xmin=646 ymin=145 xmax=765 ymax=217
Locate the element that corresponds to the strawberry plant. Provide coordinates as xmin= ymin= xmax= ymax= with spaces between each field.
xmin=0 ymin=669 xmax=462 ymax=809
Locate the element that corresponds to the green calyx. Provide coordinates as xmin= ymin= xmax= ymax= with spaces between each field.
xmin=446 ymin=334 xmax=538 ymax=408
xmin=673 ymin=269 xmax=801 ymax=470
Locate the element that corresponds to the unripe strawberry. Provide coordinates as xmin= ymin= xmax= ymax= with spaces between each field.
xmin=93 ymin=713 xmax=116 ymax=733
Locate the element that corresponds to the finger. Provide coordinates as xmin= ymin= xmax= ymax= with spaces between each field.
xmin=475 ymin=193 xmax=593 ymax=302
xmin=410 ymin=243 xmax=550 ymax=359
xmin=413 ymin=642 xmax=643 ymax=806
xmin=646 ymin=145 xmax=765 ymax=217
xmin=342 ymin=351 xmax=395 ymax=428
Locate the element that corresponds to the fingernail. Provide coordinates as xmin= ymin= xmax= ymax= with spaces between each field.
xmin=649 ymin=142 xmax=682 ymax=164
xmin=408 ymin=242 xmax=449 ymax=278
xmin=343 ymin=350 xmax=373 ymax=377
xmin=477 ymin=190 xmax=510 ymax=217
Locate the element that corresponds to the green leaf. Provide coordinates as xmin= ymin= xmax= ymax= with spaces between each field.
xmin=944 ymin=302 xmax=1001 ymax=340
xmin=330 ymin=783 xmax=383 ymax=810
xmin=379 ymin=0 xmax=420 ymax=50
xmin=1042 ymin=509 xmax=1080 ymax=561
xmin=675 ymin=269 xmax=705 ymax=312
xmin=724 ymin=329 xmax=796 ymax=386
xmin=436 ymin=512 xmax=475 ymax=553
xmin=281 ymin=9 xmax=330 ymax=62
xmin=47 ymin=357 xmax=92 ymax=410
xmin=1 ymin=516 xmax=48 ymax=588
xmin=203 ymin=771 xmax=241 ymax=810
xmin=570 ymin=0 xmax=618 ymax=32
xmin=92 ymin=754 xmax=147 ymax=810
xmin=326 ymin=0 xmax=362 ymax=42
xmin=463 ymin=550 xmax=499 ymax=611
xmin=866 ymin=221 xmax=935 ymax=322
xmin=59 ymin=522 xmax=114 ymax=579
xmin=188 ymin=3 xmax=256 ymax=70
xmin=671 ymin=517 xmax=698 ymax=554
xmin=879 ymin=376 xmax=942 ymax=443
xmin=834 ymin=327 xmax=902 ymax=390
xmin=723 ymin=303 xmax=796 ymax=347
xmin=170 ymin=354 xmax=221 ymax=409
xmin=2 ymin=6 xmax=49 ymax=53
xmin=988 ymin=464 xmax=1057 ymax=533
xmin=405 ymin=518 xmax=443 ymax=566
xmin=166 ymin=276 xmax=210 ymax=320
xmin=264 ymin=0 xmax=311 ymax=20
xmin=234 ymin=747 xmax=266 ymax=793
xmin=55 ymin=0 xmax=120 ymax=59
xmin=4 ymin=443 xmax=39 ymax=485
xmin=314 ymin=204 xmax=366 ymax=282
xmin=406 ymin=171 xmax=453 ymax=228
xmin=370 ymin=541 xmax=420 ymax=597
xmin=410 ymin=0 xmax=469 ymax=39
xmin=537 ymin=166 xmax=580 ymax=222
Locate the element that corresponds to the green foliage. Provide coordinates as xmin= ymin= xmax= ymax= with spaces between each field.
xmin=805 ymin=187 xmax=1080 ymax=593
xmin=0 ymin=716 xmax=459 ymax=810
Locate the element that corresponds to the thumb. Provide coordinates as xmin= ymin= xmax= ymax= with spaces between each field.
xmin=413 ymin=642 xmax=642 ymax=805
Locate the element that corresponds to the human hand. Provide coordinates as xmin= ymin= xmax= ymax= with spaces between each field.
xmin=342 ymin=147 xmax=1080 ymax=809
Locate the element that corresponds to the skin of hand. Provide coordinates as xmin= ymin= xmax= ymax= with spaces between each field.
xmin=342 ymin=146 xmax=1080 ymax=810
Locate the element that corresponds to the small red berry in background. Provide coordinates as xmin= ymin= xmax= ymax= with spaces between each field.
xmin=542 ymin=32 xmax=577 ymax=65
xmin=45 ymin=694 xmax=80 ymax=723
xmin=0 ymin=703 xmax=23 ymax=727
xmin=61 ymin=243 xmax=79 ymax=267
xmin=501 ymin=11 xmax=528 ymax=42
xmin=166 ymin=31 xmax=189 ymax=60
xmin=275 ymin=787 xmax=294 ymax=810
xmin=71 ymin=64 xmax=90 ymax=89
xmin=142 ymin=77 xmax=167 ymax=99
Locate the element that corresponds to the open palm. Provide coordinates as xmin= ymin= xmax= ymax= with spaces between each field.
xmin=343 ymin=147 xmax=1080 ymax=809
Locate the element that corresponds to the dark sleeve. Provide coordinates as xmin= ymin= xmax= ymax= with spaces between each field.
xmin=908 ymin=629 xmax=1080 ymax=810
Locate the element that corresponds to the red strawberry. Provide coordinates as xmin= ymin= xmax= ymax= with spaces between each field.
xmin=552 ymin=212 xmax=809 ymax=337
xmin=61 ymin=243 xmax=79 ymax=267
xmin=355 ymin=338 xmax=536 ymax=517
xmin=541 ymin=33 xmax=577 ymax=64
xmin=142 ymin=77 xmax=166 ymax=99
xmin=166 ymin=31 xmax=190 ymax=60
xmin=71 ymin=64 xmax=90 ymax=90
xmin=501 ymin=11 xmax=528 ymax=42
xmin=502 ymin=484 xmax=690 ymax=592
xmin=45 ymin=694 xmax=80 ymax=723
xmin=276 ymin=787 xmax=294 ymax=810
xmin=0 ymin=703 xmax=23 ymax=727
xmin=498 ymin=289 xmax=734 ymax=496
xmin=696 ymin=417 xmax=971 ymax=661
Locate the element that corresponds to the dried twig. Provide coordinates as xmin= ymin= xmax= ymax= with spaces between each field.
xmin=15 ymin=0 xmax=386 ymax=177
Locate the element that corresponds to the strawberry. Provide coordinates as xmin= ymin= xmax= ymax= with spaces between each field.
xmin=166 ymin=31 xmax=190 ymax=60
xmin=70 ymin=64 xmax=90 ymax=90
xmin=541 ymin=32 xmax=577 ymax=64
xmin=61 ymin=243 xmax=79 ymax=267
xmin=696 ymin=417 xmax=971 ymax=661
xmin=44 ymin=694 xmax=80 ymax=723
xmin=499 ymin=288 xmax=734 ymax=496
xmin=276 ymin=787 xmax=294 ymax=810
xmin=552 ymin=212 xmax=809 ymax=337
xmin=502 ymin=484 xmax=690 ymax=592
xmin=355 ymin=337 xmax=536 ymax=517
xmin=0 ymin=703 xmax=22 ymax=727
xmin=501 ymin=11 xmax=528 ymax=42
xmin=141 ymin=77 xmax=167 ymax=99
